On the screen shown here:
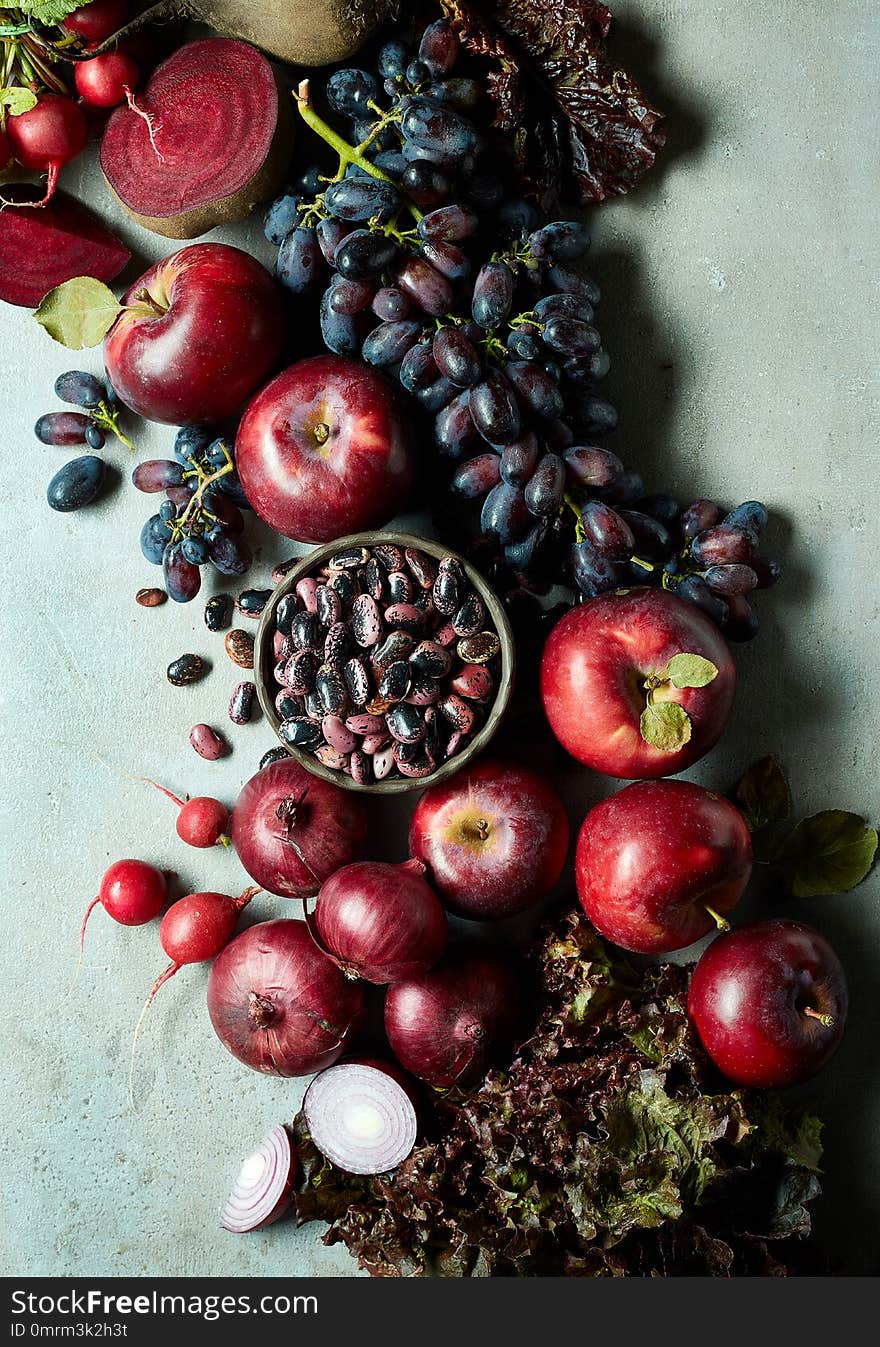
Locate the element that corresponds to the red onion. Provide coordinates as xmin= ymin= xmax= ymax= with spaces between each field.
xmin=231 ymin=758 xmax=368 ymax=898
xmin=384 ymin=950 xmax=521 ymax=1088
xmin=220 ymin=1124 xmax=296 ymax=1233
xmin=207 ymin=919 xmax=365 ymax=1076
xmin=313 ymin=859 xmax=448 ymax=984
xmin=303 ymin=1062 xmax=418 ymax=1175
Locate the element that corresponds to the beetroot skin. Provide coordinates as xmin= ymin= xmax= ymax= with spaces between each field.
xmin=100 ymin=37 xmax=292 ymax=239
xmin=0 ymin=187 xmax=130 ymax=308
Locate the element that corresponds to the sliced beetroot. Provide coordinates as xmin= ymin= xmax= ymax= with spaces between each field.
xmin=0 ymin=186 xmax=130 ymax=308
xmin=100 ymin=37 xmax=292 ymax=239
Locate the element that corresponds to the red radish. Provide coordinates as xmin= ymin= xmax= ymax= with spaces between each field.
xmin=99 ymin=38 xmax=293 ymax=239
xmin=63 ymin=0 xmax=129 ymax=43
xmin=303 ymin=1062 xmax=418 ymax=1175
xmin=207 ymin=919 xmax=365 ymax=1076
xmin=0 ymin=185 xmax=130 ymax=308
xmin=4 ymin=95 xmax=88 ymax=208
xmin=313 ymin=859 xmax=448 ymax=984
xmin=221 ymin=1123 xmax=296 ymax=1233
xmin=129 ymin=885 xmax=257 ymax=1104
xmin=231 ymin=757 xmax=368 ymax=898
xmin=384 ymin=951 xmax=521 ymax=1088
xmin=0 ymin=127 xmax=10 ymax=171
xmin=81 ymin=859 xmax=167 ymax=954
xmin=142 ymin=777 xmax=230 ymax=849
xmin=75 ymin=51 xmax=141 ymax=109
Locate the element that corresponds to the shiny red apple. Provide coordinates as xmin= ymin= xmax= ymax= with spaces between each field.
xmin=575 ymin=779 xmax=752 ymax=953
xmin=408 ymin=758 xmax=570 ymax=920
xmin=540 ymin=588 xmax=736 ymax=779
xmin=104 ymin=242 xmax=285 ymax=424
xmin=688 ymin=919 xmax=848 ymax=1087
xmin=235 ymin=355 xmax=415 ymax=543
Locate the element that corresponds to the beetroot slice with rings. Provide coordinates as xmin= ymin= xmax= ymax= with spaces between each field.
xmin=0 ymin=187 xmax=130 ymax=308
xmin=99 ymin=37 xmax=293 ymax=240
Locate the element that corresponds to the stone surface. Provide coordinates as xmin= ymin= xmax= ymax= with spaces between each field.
xmin=0 ymin=2 xmax=877 ymax=1277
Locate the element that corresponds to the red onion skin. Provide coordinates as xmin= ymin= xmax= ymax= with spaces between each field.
xmin=314 ymin=859 xmax=448 ymax=984
xmin=384 ymin=951 xmax=521 ymax=1088
xmin=208 ymin=919 xmax=365 ymax=1076
xmin=231 ymin=758 xmax=368 ymax=897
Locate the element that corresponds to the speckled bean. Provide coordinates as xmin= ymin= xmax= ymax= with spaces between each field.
xmin=229 ymin=680 xmax=256 ymax=724
xmin=190 ymin=723 xmax=229 ymax=759
xmin=322 ymin=714 xmax=358 ymax=754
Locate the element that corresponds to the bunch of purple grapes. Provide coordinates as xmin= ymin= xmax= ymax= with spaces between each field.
xmin=133 ymin=426 xmax=252 ymax=603
xmin=264 ymin=16 xmax=778 ymax=641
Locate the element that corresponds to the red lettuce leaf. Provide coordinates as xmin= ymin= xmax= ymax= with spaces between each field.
xmin=292 ymin=908 xmax=823 ymax=1277
xmin=440 ymin=0 xmax=666 ymax=206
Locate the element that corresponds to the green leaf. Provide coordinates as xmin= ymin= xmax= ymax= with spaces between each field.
xmin=640 ymin=701 xmax=692 ymax=752
xmin=665 ymin=653 xmax=719 ymax=689
xmin=0 ymin=87 xmax=37 ymax=115
xmin=776 ymin=809 xmax=878 ymax=897
xmin=4 ymin=1 xmax=91 ymax=24
xmin=734 ymin=754 xmax=791 ymax=831
xmin=34 ymin=277 xmax=122 ymax=350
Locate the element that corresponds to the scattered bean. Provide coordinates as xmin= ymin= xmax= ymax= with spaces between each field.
xmin=190 ymin=723 xmax=229 ymax=760
xmin=205 ymin=594 xmax=232 ymax=632
xmin=271 ymin=557 xmax=299 ymax=585
xmin=229 ymin=680 xmax=256 ymax=725
xmin=136 ymin=587 xmax=166 ymax=608
xmin=225 ymin=629 xmax=255 ymax=668
xmin=259 ymin=745 xmax=289 ymax=770
xmin=167 ymin=654 xmax=208 ymax=686
xmin=235 ymin=588 xmax=272 ymax=619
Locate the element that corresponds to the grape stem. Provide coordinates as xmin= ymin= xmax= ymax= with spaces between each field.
xmin=563 ymin=491 xmax=585 ymax=541
xmin=293 ymin=79 xmax=423 ymax=223
xmin=176 ymin=446 xmax=234 ymax=533
xmin=93 ymin=399 xmax=135 ymax=453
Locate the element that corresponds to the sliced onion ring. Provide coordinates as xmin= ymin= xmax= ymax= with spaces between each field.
xmin=220 ymin=1123 xmax=296 ymax=1233
xmin=303 ymin=1063 xmax=418 ymax=1175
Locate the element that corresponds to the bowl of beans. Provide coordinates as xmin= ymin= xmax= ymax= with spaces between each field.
xmin=254 ymin=532 xmax=515 ymax=793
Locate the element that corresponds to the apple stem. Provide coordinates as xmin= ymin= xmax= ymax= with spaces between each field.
xmin=294 ymin=79 xmax=423 ymax=223
xmin=475 ymin=818 xmax=490 ymax=841
xmin=704 ymin=905 xmax=731 ymax=932
xmin=803 ymin=1006 xmax=835 ymax=1028
xmin=313 ymin=422 xmax=330 ymax=446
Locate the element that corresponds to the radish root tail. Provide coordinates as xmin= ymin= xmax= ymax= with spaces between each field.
xmin=124 ymin=90 xmax=165 ymax=163
xmin=0 ymin=163 xmax=57 ymax=210
xmin=128 ymin=961 xmax=180 ymax=1111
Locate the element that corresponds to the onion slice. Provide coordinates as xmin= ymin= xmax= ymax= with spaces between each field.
xmin=220 ymin=1124 xmax=296 ymax=1233
xmin=303 ymin=1063 xmax=418 ymax=1176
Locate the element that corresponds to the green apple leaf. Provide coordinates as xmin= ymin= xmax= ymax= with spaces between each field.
xmin=34 ymin=277 xmax=122 ymax=350
xmin=775 ymin=810 xmax=878 ymax=897
xmin=639 ymin=702 xmax=692 ymax=752
xmin=665 ymin=653 xmax=719 ymax=689
xmin=0 ymin=87 xmax=37 ymax=115
xmin=734 ymin=755 xmax=791 ymax=832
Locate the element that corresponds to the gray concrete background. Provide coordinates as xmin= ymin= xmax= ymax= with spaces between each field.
xmin=1 ymin=1 xmax=877 ymax=1277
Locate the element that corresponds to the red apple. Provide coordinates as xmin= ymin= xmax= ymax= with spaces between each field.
xmin=235 ymin=355 xmax=415 ymax=543
xmin=409 ymin=759 xmax=569 ymax=920
xmin=540 ymin=588 xmax=736 ymax=779
xmin=575 ymin=779 xmax=752 ymax=953
xmin=104 ymin=242 xmax=284 ymax=424
xmin=688 ymin=919 xmax=848 ymax=1087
